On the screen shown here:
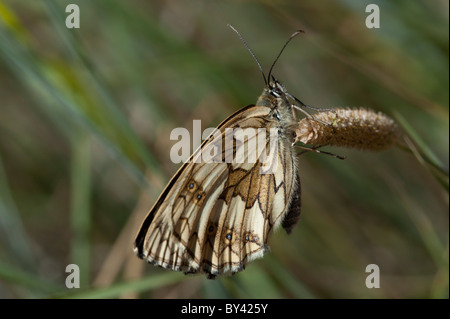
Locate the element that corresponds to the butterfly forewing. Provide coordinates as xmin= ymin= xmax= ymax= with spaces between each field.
xmin=135 ymin=83 xmax=301 ymax=278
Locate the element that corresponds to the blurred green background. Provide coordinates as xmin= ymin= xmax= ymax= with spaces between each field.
xmin=0 ymin=0 xmax=448 ymax=298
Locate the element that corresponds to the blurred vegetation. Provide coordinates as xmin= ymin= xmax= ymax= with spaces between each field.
xmin=0 ymin=0 xmax=448 ymax=299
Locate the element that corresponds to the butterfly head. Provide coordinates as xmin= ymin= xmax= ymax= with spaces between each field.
xmin=256 ymin=76 xmax=291 ymax=111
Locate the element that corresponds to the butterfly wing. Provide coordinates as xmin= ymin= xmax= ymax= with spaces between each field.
xmin=134 ymin=104 xmax=300 ymax=278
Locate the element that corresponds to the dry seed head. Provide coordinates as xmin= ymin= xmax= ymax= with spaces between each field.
xmin=295 ymin=108 xmax=400 ymax=151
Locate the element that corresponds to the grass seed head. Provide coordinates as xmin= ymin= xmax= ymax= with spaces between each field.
xmin=295 ymin=108 xmax=400 ymax=151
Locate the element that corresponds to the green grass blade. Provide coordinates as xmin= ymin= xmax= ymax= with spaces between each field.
xmin=57 ymin=272 xmax=185 ymax=299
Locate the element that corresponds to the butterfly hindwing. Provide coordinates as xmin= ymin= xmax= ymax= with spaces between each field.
xmin=134 ymin=102 xmax=299 ymax=278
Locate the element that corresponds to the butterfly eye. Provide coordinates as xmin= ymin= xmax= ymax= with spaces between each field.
xmin=193 ymin=190 xmax=205 ymax=205
xmin=186 ymin=180 xmax=198 ymax=193
xmin=243 ymin=231 xmax=260 ymax=243
xmin=206 ymin=222 xmax=218 ymax=238
xmin=270 ymin=87 xmax=282 ymax=98
xmin=224 ymin=231 xmax=234 ymax=244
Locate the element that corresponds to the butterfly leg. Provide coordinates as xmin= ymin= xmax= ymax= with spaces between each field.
xmin=295 ymin=144 xmax=345 ymax=160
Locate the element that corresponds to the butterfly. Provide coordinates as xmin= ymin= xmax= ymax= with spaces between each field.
xmin=134 ymin=26 xmax=306 ymax=279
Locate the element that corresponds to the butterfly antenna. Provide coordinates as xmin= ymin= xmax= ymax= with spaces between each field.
xmin=267 ymin=30 xmax=305 ymax=82
xmin=227 ymin=24 xmax=267 ymax=85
